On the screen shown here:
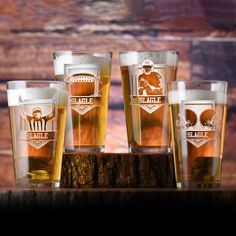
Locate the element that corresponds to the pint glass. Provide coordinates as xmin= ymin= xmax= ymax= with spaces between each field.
xmin=168 ymin=80 xmax=227 ymax=188
xmin=53 ymin=51 xmax=112 ymax=153
xmin=119 ymin=51 xmax=178 ymax=153
xmin=7 ymin=81 xmax=68 ymax=187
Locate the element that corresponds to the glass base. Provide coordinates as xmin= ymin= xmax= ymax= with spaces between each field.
xmin=64 ymin=146 xmax=104 ymax=154
xmin=16 ymin=181 xmax=60 ymax=188
xmin=129 ymin=145 xmax=172 ymax=154
xmin=176 ymin=181 xmax=221 ymax=189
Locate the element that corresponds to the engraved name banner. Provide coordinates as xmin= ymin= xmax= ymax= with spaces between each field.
xmin=19 ymin=131 xmax=57 ymax=141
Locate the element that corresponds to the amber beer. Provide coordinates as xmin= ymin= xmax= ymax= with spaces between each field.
xmin=53 ymin=51 xmax=112 ymax=152
xmin=168 ymin=81 xmax=227 ymax=188
xmin=120 ymin=51 xmax=178 ymax=153
xmin=7 ymin=81 xmax=68 ymax=187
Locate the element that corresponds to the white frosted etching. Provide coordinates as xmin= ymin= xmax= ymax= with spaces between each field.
xmin=18 ymin=96 xmax=57 ymax=149
xmin=177 ymin=100 xmax=217 ymax=148
xmin=129 ymin=59 xmax=165 ymax=114
xmin=64 ymin=64 xmax=102 ymax=115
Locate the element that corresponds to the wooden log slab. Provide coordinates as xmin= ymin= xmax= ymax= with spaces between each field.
xmin=61 ymin=153 xmax=175 ymax=188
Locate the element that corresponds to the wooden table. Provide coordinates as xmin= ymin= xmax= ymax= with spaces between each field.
xmin=1 ymin=188 xmax=236 ymax=212
xmin=1 ymin=154 xmax=236 ymax=223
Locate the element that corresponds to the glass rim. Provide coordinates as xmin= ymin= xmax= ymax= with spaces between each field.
xmin=53 ymin=50 xmax=112 ymax=57
xmin=169 ymin=80 xmax=228 ymax=85
xmin=119 ymin=50 xmax=179 ymax=55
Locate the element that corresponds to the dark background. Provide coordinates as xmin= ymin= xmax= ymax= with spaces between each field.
xmin=0 ymin=0 xmax=236 ymax=187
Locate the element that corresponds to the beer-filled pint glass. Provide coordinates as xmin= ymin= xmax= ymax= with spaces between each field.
xmin=7 ymin=81 xmax=68 ymax=187
xmin=53 ymin=51 xmax=112 ymax=153
xmin=119 ymin=51 xmax=178 ymax=153
xmin=168 ymin=80 xmax=227 ymax=188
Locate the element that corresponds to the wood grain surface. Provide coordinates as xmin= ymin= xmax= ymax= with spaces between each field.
xmin=0 ymin=0 xmax=236 ymax=187
xmin=61 ymin=153 xmax=175 ymax=188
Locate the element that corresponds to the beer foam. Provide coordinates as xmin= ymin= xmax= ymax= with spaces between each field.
xmin=119 ymin=51 xmax=178 ymax=66
xmin=73 ymin=55 xmax=111 ymax=75
xmin=119 ymin=51 xmax=139 ymax=66
xmin=7 ymin=87 xmax=68 ymax=106
xmin=54 ymin=52 xmax=73 ymax=75
xmin=168 ymin=89 xmax=227 ymax=104
xmin=54 ymin=53 xmax=112 ymax=76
